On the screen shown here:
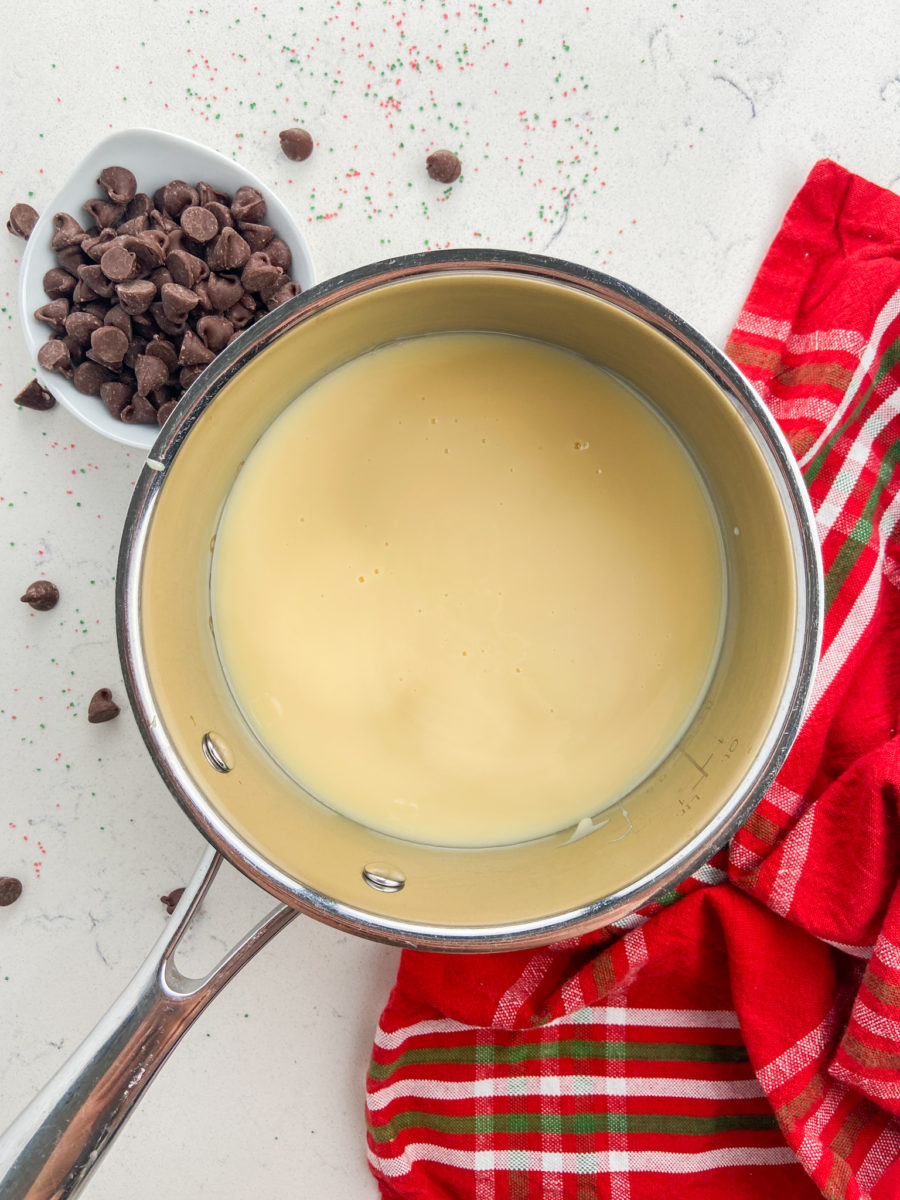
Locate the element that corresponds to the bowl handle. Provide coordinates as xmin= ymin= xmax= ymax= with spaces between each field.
xmin=0 ymin=844 xmax=297 ymax=1199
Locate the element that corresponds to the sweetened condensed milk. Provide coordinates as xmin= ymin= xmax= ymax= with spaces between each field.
xmin=211 ymin=333 xmax=725 ymax=846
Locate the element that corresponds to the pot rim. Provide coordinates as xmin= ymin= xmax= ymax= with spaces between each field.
xmin=116 ymin=249 xmax=823 ymax=950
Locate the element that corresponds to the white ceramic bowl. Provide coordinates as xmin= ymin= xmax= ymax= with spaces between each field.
xmin=18 ymin=127 xmax=315 ymax=451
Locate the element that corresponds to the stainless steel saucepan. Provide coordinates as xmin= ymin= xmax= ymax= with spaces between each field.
xmin=0 ymin=250 xmax=822 ymax=1198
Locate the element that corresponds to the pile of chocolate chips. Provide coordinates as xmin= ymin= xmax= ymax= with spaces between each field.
xmin=33 ymin=167 xmax=300 ymax=425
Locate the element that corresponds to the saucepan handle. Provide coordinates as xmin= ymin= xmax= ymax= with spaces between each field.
xmin=0 ymin=845 xmax=297 ymax=1200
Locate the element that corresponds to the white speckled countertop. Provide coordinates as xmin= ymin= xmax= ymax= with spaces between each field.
xmin=2 ymin=2 xmax=899 ymax=1195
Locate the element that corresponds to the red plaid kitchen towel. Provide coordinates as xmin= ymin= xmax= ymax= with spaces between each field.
xmin=365 ymin=160 xmax=900 ymax=1200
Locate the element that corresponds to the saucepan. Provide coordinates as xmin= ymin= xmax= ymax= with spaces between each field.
xmin=0 ymin=250 xmax=823 ymax=1198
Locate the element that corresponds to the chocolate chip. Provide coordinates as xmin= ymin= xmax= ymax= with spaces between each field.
xmin=104 ymin=305 xmax=133 ymax=340
xmin=134 ymin=353 xmax=170 ymax=396
xmin=20 ymin=580 xmax=59 ymax=610
xmin=160 ymin=887 xmax=184 ymax=914
xmin=100 ymin=380 xmax=134 ymax=419
xmin=82 ymin=229 xmax=120 ymax=262
xmin=73 ymin=361 xmax=116 ymax=396
xmin=208 ymin=227 xmax=250 ymax=272
xmin=37 ymin=339 xmax=72 ymax=376
xmin=279 ymin=128 xmax=314 ymax=162
xmin=34 ymin=299 xmax=70 ymax=332
xmin=261 ymin=278 xmax=301 ymax=310
xmin=115 ymin=279 xmax=157 ymax=315
xmin=72 ymin=278 xmax=99 ymax=305
xmin=116 ymin=214 xmax=150 ymax=237
xmin=227 ymin=298 xmax=256 ymax=329
xmin=51 ymin=212 xmax=86 ymax=250
xmin=83 ymin=198 xmax=126 ymax=229
xmin=124 ymin=192 xmax=153 ymax=221
xmin=156 ymin=400 xmax=179 ymax=426
xmin=98 ymin=166 xmax=137 ymax=206
xmin=145 ymin=334 xmax=179 ymax=373
xmin=0 ymin=877 xmax=23 ymax=907
xmin=121 ymin=393 xmax=158 ymax=424
xmin=241 ymin=251 xmax=282 ymax=293
xmin=265 ymin=237 xmax=292 ymax=271
xmin=179 ymin=365 xmax=205 ymax=389
xmin=149 ymin=208 xmax=179 ymax=235
xmin=13 ymin=380 xmax=55 ymax=410
xmin=180 ymin=205 xmax=218 ymax=243
xmin=178 ymin=329 xmax=215 ymax=366
xmin=206 ymin=272 xmax=244 ymax=311
xmin=100 ymin=244 xmax=139 ymax=283
xmin=87 ymin=688 xmax=120 ymax=723
xmin=76 ymin=263 xmax=116 ymax=299
xmin=42 ymin=268 xmax=76 ymax=299
xmin=122 ymin=338 xmax=148 ymax=370
xmin=196 ymin=314 xmax=234 ymax=352
xmin=231 ymin=186 xmax=266 ymax=223
xmin=89 ymin=325 xmax=129 ymax=368
xmin=57 ymin=245 xmax=88 ymax=275
xmin=7 ymin=203 xmax=39 ymax=239
xmin=162 ymin=181 xmax=199 ymax=217
xmin=166 ymin=248 xmax=207 ymax=287
xmin=238 ymin=221 xmax=274 ymax=252
xmin=161 ymin=282 xmax=199 ymax=321
xmin=149 ymin=302 xmax=187 ymax=337
xmin=204 ymin=199 xmax=232 ymax=229
xmin=198 ymin=181 xmax=231 ymax=207
xmin=426 ymin=149 xmax=462 ymax=183
xmin=65 ymin=310 xmax=103 ymax=345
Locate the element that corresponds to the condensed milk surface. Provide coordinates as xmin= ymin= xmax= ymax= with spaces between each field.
xmin=211 ymin=333 xmax=724 ymax=846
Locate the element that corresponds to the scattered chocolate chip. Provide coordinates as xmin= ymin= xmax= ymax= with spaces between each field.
xmin=76 ymin=263 xmax=116 ymax=299
xmin=7 ymin=203 xmax=39 ymax=239
xmin=20 ymin=580 xmax=59 ymax=610
xmin=82 ymin=229 xmax=120 ymax=263
xmin=0 ymin=877 xmax=23 ymax=907
xmin=178 ymin=365 xmax=205 ymax=389
xmin=13 ymin=379 xmax=55 ymax=411
xmin=160 ymin=887 xmax=185 ymax=915
xmin=426 ymin=149 xmax=462 ymax=183
xmin=279 ymin=128 xmax=314 ymax=162
xmin=98 ymin=165 xmax=137 ymax=206
xmin=145 ymin=334 xmax=179 ymax=373
xmin=104 ymin=305 xmax=133 ymax=340
xmin=231 ymin=186 xmax=266 ymax=223
xmin=87 ymin=688 xmax=120 ymax=723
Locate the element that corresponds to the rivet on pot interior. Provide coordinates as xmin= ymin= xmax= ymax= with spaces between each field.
xmin=201 ymin=731 xmax=233 ymax=773
xmin=362 ymin=864 xmax=406 ymax=893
